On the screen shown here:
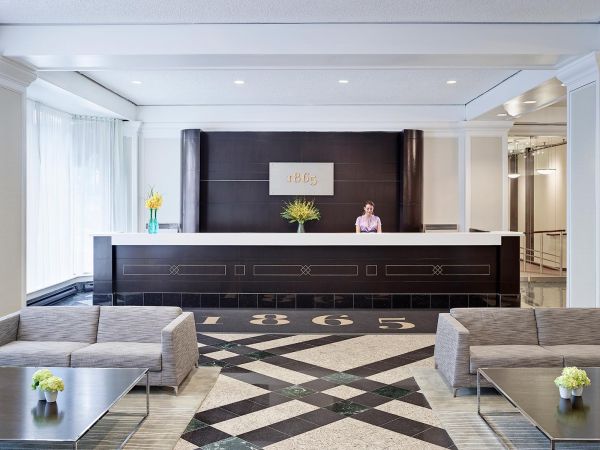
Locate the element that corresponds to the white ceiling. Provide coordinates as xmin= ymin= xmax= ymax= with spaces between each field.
xmin=2 ymin=0 xmax=600 ymax=24
xmin=82 ymin=68 xmax=517 ymax=106
xmin=3 ymin=1 xmax=598 ymax=121
xmin=475 ymin=78 xmax=566 ymax=121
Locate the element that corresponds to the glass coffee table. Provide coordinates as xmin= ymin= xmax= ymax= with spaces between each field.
xmin=478 ymin=367 xmax=600 ymax=450
xmin=0 ymin=366 xmax=149 ymax=449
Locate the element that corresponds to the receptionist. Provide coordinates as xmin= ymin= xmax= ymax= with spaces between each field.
xmin=355 ymin=200 xmax=382 ymax=233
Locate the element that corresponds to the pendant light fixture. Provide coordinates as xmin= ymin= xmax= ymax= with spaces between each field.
xmin=507 ymin=142 xmax=520 ymax=179
xmin=536 ymin=143 xmax=556 ymax=175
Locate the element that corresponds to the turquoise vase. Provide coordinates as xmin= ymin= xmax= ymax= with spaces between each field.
xmin=148 ymin=209 xmax=158 ymax=234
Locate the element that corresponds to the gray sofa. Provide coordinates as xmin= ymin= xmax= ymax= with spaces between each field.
xmin=434 ymin=308 xmax=600 ymax=394
xmin=0 ymin=306 xmax=199 ymax=392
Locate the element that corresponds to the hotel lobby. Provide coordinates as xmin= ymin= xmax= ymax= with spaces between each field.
xmin=1 ymin=1 xmax=600 ymax=449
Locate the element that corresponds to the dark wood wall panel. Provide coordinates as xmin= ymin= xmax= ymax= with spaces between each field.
xmin=199 ymin=131 xmax=402 ymax=232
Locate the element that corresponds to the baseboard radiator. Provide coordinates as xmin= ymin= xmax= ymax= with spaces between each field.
xmin=27 ymin=285 xmax=79 ymax=306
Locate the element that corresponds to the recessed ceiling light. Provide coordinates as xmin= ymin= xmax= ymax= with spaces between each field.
xmin=523 ymin=100 xmax=537 ymax=104
xmin=233 ymin=80 xmax=245 ymax=85
xmin=338 ymin=79 xmax=349 ymax=84
xmin=131 ymin=80 xmax=142 ymax=85
xmin=508 ymin=173 xmax=521 ymax=179
xmin=561 ymin=83 xmax=566 ymax=87
xmin=446 ymin=80 xmax=457 ymax=85
xmin=497 ymin=113 xmax=508 ymax=117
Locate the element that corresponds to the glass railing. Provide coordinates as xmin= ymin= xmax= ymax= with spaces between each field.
xmin=520 ymin=230 xmax=566 ymax=275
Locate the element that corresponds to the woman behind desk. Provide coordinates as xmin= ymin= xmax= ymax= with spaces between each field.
xmin=355 ymin=200 xmax=382 ymax=233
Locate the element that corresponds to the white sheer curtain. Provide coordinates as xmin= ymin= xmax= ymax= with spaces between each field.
xmin=26 ymin=101 xmax=132 ymax=293
xmin=26 ymin=102 xmax=74 ymax=291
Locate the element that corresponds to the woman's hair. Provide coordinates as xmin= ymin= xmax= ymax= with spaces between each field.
xmin=362 ymin=200 xmax=375 ymax=214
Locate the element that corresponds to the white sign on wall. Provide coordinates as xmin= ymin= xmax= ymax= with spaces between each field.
xmin=269 ymin=162 xmax=334 ymax=196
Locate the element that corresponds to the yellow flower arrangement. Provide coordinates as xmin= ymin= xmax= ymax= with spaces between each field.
xmin=39 ymin=375 xmax=65 ymax=392
xmin=31 ymin=369 xmax=53 ymax=390
xmin=554 ymin=367 xmax=591 ymax=389
xmin=145 ymin=188 xmax=163 ymax=210
xmin=280 ymin=198 xmax=321 ymax=224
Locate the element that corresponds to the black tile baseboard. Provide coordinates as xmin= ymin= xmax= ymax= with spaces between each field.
xmin=101 ymin=292 xmax=520 ymax=309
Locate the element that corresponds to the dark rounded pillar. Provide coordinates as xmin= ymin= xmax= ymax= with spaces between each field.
xmin=398 ymin=129 xmax=424 ymax=232
xmin=180 ymin=129 xmax=202 ymax=233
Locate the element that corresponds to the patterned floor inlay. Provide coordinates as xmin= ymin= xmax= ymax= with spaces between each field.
xmin=178 ymin=333 xmax=454 ymax=449
xmin=193 ymin=309 xmax=440 ymax=334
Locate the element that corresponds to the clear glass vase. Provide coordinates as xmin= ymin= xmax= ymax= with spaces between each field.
xmin=148 ymin=209 xmax=158 ymax=234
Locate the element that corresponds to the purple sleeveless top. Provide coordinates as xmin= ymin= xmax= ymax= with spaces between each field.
xmin=355 ymin=215 xmax=381 ymax=233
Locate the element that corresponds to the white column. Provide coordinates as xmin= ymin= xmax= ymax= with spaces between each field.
xmin=123 ymin=121 xmax=142 ymax=232
xmin=457 ymin=128 xmax=472 ymax=232
xmin=557 ymin=52 xmax=600 ymax=308
xmin=0 ymin=57 xmax=36 ymax=315
xmin=458 ymin=122 xmax=512 ymax=232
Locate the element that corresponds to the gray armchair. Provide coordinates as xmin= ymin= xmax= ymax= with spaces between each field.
xmin=0 ymin=306 xmax=199 ymax=392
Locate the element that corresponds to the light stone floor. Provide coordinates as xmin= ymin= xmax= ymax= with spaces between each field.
xmin=179 ymin=333 xmax=457 ymax=449
xmin=182 ymin=332 xmax=598 ymax=450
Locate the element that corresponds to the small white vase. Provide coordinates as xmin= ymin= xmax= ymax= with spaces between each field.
xmin=37 ymin=387 xmax=46 ymax=401
xmin=44 ymin=390 xmax=58 ymax=403
xmin=571 ymin=387 xmax=584 ymax=397
xmin=559 ymin=386 xmax=571 ymax=399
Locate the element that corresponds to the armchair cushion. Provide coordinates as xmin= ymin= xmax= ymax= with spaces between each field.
xmin=71 ymin=342 xmax=162 ymax=371
xmin=0 ymin=341 xmax=89 ymax=367
xmin=469 ymin=345 xmax=563 ymax=374
xmin=544 ymin=345 xmax=600 ymax=367
xmin=451 ymin=308 xmax=539 ymax=346
xmin=535 ymin=308 xmax=600 ymax=346
xmin=97 ymin=306 xmax=182 ymax=343
xmin=18 ymin=306 xmax=100 ymax=344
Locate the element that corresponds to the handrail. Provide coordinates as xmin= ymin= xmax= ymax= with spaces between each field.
xmin=519 ymin=229 xmax=566 ymax=275
xmin=524 ymin=229 xmax=566 ymax=235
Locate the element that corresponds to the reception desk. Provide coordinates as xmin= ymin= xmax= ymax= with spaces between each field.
xmin=93 ymin=232 xmax=521 ymax=309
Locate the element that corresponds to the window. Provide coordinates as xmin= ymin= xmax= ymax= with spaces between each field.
xmin=26 ymin=101 xmax=133 ymax=292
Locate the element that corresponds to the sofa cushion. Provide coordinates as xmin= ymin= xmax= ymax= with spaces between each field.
xmin=71 ymin=342 xmax=162 ymax=371
xmin=469 ymin=345 xmax=564 ymax=374
xmin=450 ymin=308 xmax=539 ymax=346
xmin=97 ymin=306 xmax=181 ymax=343
xmin=544 ymin=345 xmax=600 ymax=367
xmin=535 ymin=308 xmax=600 ymax=346
xmin=0 ymin=341 xmax=89 ymax=367
xmin=18 ymin=306 xmax=100 ymax=344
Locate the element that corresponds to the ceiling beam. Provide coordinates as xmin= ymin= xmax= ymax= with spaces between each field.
xmin=37 ymin=72 xmax=137 ymax=119
xmin=1 ymin=24 xmax=598 ymax=64
xmin=465 ymin=70 xmax=557 ymax=120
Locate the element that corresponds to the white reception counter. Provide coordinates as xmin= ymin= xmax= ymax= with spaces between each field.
xmin=107 ymin=231 xmax=522 ymax=246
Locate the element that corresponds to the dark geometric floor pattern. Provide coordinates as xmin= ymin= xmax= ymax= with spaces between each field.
xmin=180 ymin=333 xmax=456 ymax=449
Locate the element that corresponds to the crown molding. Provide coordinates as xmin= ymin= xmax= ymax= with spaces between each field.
xmin=510 ymin=123 xmax=566 ymax=137
xmin=458 ymin=120 xmax=514 ymax=137
xmin=557 ymin=52 xmax=599 ymax=90
xmin=0 ymin=57 xmax=36 ymax=93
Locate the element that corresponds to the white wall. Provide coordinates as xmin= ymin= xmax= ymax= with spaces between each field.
xmin=0 ymin=86 xmax=26 ymax=314
xmin=138 ymin=137 xmax=180 ymax=230
xmin=567 ymin=82 xmax=597 ymax=307
xmin=470 ymin=136 xmax=504 ymax=231
xmin=423 ymin=137 xmax=459 ymax=225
